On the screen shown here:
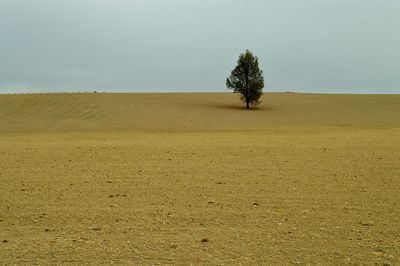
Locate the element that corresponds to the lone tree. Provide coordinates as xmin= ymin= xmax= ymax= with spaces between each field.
xmin=226 ymin=50 xmax=264 ymax=109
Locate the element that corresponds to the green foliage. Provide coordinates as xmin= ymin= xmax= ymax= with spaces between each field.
xmin=226 ymin=50 xmax=264 ymax=109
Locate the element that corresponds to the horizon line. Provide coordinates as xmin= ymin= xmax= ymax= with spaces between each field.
xmin=0 ymin=90 xmax=399 ymax=95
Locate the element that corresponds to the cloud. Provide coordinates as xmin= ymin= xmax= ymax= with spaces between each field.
xmin=0 ymin=0 xmax=399 ymax=93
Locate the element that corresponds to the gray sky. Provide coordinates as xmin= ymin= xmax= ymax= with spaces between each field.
xmin=1 ymin=0 xmax=399 ymax=93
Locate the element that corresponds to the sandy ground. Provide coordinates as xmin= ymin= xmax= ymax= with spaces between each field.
xmin=0 ymin=93 xmax=399 ymax=265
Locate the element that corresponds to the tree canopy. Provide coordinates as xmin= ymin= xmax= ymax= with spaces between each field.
xmin=226 ymin=50 xmax=264 ymax=109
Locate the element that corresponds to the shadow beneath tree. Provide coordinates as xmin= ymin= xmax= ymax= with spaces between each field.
xmin=203 ymin=103 xmax=272 ymax=111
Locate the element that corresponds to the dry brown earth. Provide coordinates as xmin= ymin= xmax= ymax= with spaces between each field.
xmin=0 ymin=93 xmax=399 ymax=265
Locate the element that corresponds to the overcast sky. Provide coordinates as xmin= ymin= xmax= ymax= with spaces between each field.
xmin=0 ymin=0 xmax=399 ymax=93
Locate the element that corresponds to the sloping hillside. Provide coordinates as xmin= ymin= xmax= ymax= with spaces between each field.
xmin=0 ymin=93 xmax=399 ymax=132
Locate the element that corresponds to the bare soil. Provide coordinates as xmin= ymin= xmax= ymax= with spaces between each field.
xmin=0 ymin=93 xmax=399 ymax=265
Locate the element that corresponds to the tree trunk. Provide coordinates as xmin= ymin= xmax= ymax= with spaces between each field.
xmin=246 ymin=100 xmax=249 ymax=109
